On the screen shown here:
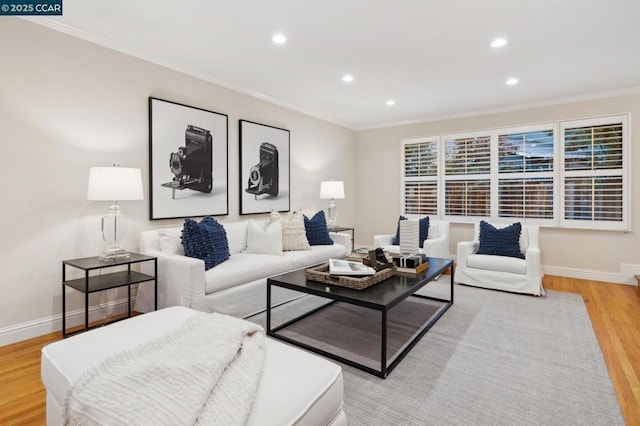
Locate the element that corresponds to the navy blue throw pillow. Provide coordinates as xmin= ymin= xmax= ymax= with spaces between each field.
xmin=303 ymin=211 xmax=334 ymax=246
xmin=477 ymin=221 xmax=524 ymax=259
xmin=391 ymin=216 xmax=407 ymax=245
xmin=392 ymin=216 xmax=429 ymax=247
xmin=181 ymin=216 xmax=230 ymax=270
xmin=418 ymin=216 xmax=430 ymax=247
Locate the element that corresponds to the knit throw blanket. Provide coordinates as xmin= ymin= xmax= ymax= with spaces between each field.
xmin=63 ymin=312 xmax=265 ymax=426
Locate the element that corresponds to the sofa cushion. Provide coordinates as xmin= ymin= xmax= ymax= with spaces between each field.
xmin=181 ymin=217 xmax=230 ymax=270
xmin=158 ymin=229 xmax=184 ymax=256
xmin=223 ymin=221 xmax=250 ymax=255
xmin=271 ymin=211 xmax=310 ymax=251
xmin=245 ymin=219 xmax=283 ymax=256
xmin=304 ymin=211 xmax=333 ymax=246
xmin=392 ymin=216 xmax=429 ymax=246
xmin=283 ymin=244 xmax=348 ymax=269
xmin=204 ymin=253 xmax=293 ymax=293
xmin=467 ymin=254 xmax=527 ymax=275
xmin=477 ymin=221 xmax=525 ymax=259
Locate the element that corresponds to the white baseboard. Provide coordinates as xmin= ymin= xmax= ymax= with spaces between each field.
xmin=0 ymin=297 xmax=132 ymax=347
xmin=542 ymin=263 xmax=640 ymax=286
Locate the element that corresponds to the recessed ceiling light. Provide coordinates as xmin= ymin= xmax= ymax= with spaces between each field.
xmin=385 ymin=100 xmax=395 ymax=106
xmin=491 ymin=38 xmax=508 ymax=48
xmin=342 ymin=74 xmax=354 ymax=83
xmin=505 ymin=77 xmax=519 ymax=86
xmin=272 ymin=33 xmax=287 ymax=44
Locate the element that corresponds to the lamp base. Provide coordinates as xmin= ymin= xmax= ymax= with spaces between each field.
xmin=99 ymin=247 xmax=131 ymax=261
xmin=327 ymin=199 xmax=338 ymax=224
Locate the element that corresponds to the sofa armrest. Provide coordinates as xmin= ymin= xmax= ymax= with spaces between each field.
xmin=134 ymin=249 xmax=206 ymax=313
xmin=373 ymin=234 xmax=394 ymax=247
xmin=330 ymin=232 xmax=352 ymax=255
xmin=456 ymin=240 xmax=478 ymax=268
xmin=525 ymin=246 xmax=542 ymax=278
xmin=423 ymin=235 xmax=449 ymax=258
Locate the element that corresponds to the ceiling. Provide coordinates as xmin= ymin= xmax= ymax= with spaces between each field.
xmin=29 ymin=0 xmax=640 ymax=129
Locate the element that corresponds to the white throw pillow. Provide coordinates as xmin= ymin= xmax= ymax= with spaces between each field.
xmin=271 ymin=210 xmax=310 ymax=251
xmin=158 ymin=229 xmax=185 ymax=256
xmin=244 ymin=219 xmax=283 ymax=255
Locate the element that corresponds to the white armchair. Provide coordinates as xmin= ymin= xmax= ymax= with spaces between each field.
xmin=373 ymin=219 xmax=450 ymax=258
xmin=456 ymin=221 xmax=544 ymax=296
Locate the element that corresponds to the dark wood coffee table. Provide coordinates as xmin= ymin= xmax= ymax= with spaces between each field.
xmin=267 ymin=257 xmax=454 ymax=378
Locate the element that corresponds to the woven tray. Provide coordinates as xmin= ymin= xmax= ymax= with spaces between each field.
xmin=305 ymin=263 xmax=397 ymax=290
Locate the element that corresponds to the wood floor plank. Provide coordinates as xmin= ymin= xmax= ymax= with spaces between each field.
xmin=0 ymin=277 xmax=638 ymax=425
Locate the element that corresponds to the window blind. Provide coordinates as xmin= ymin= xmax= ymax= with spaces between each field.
xmin=398 ymin=114 xmax=627 ymax=230
xmin=445 ymin=136 xmax=490 ymax=175
xmin=401 ymin=137 xmax=439 ymax=216
xmin=562 ymin=118 xmax=626 ymax=228
xmin=404 ymin=181 xmax=437 ymax=215
xmin=499 ymin=178 xmax=554 ymax=219
xmin=497 ymin=128 xmax=555 ymax=221
xmin=445 ymin=180 xmax=490 ymax=217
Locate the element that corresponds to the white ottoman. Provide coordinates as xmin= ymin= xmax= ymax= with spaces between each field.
xmin=41 ymin=307 xmax=347 ymax=425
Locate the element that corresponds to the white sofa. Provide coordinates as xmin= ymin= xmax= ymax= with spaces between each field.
xmin=373 ymin=219 xmax=451 ymax=258
xmin=41 ymin=306 xmax=347 ymax=425
xmin=135 ymin=219 xmax=352 ymax=318
xmin=456 ymin=221 xmax=545 ymax=296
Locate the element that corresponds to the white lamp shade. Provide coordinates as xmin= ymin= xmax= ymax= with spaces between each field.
xmin=87 ymin=166 xmax=144 ymax=201
xmin=320 ymin=181 xmax=345 ymax=199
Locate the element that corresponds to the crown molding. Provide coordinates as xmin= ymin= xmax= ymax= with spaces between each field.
xmin=21 ymin=17 xmax=354 ymax=130
xmin=356 ymin=86 xmax=640 ymax=131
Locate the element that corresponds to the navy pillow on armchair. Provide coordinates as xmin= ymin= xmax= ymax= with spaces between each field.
xmin=477 ymin=221 xmax=524 ymax=259
xmin=392 ymin=216 xmax=429 ymax=247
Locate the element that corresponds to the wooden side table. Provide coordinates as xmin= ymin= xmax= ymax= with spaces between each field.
xmin=61 ymin=253 xmax=157 ymax=337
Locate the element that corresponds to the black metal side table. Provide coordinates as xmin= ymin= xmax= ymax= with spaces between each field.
xmin=61 ymin=253 xmax=157 ymax=337
xmin=327 ymin=225 xmax=355 ymax=250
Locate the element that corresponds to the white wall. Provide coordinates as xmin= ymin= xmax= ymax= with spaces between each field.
xmin=355 ymin=92 xmax=640 ymax=282
xmin=0 ymin=19 xmax=355 ymax=339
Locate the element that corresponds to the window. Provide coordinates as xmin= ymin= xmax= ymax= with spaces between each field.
xmin=444 ymin=133 xmax=491 ymax=217
xmin=497 ymin=127 xmax=555 ymax=222
xmin=401 ymin=137 xmax=438 ymax=215
xmin=399 ymin=114 xmax=629 ymax=230
xmin=561 ymin=116 xmax=627 ymax=230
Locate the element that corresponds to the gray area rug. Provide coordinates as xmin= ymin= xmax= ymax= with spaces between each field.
xmin=249 ymin=279 xmax=623 ymax=425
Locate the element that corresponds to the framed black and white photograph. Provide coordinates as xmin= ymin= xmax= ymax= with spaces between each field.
xmin=239 ymin=120 xmax=290 ymax=215
xmin=149 ymin=97 xmax=228 ymax=220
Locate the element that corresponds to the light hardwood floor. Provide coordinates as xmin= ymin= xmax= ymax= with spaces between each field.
xmin=1 ymin=276 xmax=638 ymax=425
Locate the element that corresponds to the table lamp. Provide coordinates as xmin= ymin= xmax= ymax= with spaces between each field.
xmin=320 ymin=180 xmax=345 ymax=224
xmin=87 ymin=164 xmax=144 ymax=260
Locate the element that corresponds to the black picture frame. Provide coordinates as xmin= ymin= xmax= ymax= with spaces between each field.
xmin=239 ymin=120 xmax=290 ymax=215
xmin=149 ymin=97 xmax=228 ymax=220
